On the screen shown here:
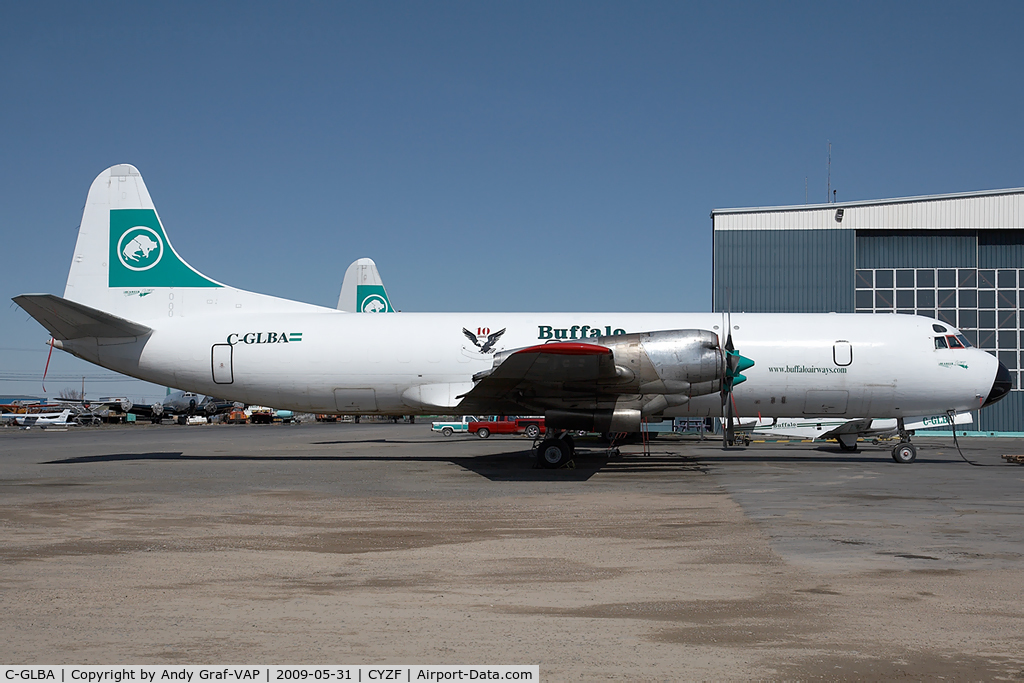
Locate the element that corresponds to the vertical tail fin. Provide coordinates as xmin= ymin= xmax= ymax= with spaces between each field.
xmin=337 ymin=258 xmax=394 ymax=312
xmin=63 ymin=165 xmax=222 ymax=317
xmin=58 ymin=165 xmax=324 ymax=321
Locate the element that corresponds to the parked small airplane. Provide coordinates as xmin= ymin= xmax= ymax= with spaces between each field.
xmin=729 ymin=412 xmax=974 ymax=451
xmin=128 ymin=390 xmax=239 ymax=423
xmin=12 ymin=165 xmax=1012 ymax=467
xmin=0 ymin=408 xmax=75 ymax=429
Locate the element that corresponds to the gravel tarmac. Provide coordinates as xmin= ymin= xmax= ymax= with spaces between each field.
xmin=1 ymin=422 xmax=1023 ymax=680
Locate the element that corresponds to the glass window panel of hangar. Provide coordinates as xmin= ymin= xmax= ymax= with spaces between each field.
xmin=855 ymin=265 xmax=1021 ymax=389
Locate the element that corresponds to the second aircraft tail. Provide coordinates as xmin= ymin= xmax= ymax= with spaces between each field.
xmin=337 ymin=258 xmax=394 ymax=312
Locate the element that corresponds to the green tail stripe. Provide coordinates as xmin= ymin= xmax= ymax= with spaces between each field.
xmin=108 ymin=209 xmax=221 ymax=288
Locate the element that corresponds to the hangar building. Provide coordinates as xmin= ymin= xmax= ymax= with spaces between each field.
xmin=711 ymin=188 xmax=1024 ymax=433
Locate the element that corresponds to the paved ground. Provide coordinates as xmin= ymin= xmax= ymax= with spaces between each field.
xmin=1 ymin=422 xmax=1023 ymax=680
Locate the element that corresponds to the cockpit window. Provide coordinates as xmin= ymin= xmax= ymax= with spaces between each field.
xmin=947 ymin=335 xmax=965 ymax=349
xmin=956 ymin=334 xmax=972 ymax=348
xmin=932 ymin=324 xmax=947 ymax=333
xmin=934 ymin=336 xmax=948 ymax=349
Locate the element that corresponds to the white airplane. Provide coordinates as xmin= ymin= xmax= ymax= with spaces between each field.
xmin=12 ymin=165 xmax=1012 ymax=466
xmin=337 ymin=258 xmax=394 ymax=312
xmin=1 ymin=408 xmax=75 ymax=429
xmin=731 ymin=412 xmax=974 ymax=451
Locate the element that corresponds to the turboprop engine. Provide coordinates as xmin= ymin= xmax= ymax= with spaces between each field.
xmin=537 ymin=329 xmax=725 ymax=433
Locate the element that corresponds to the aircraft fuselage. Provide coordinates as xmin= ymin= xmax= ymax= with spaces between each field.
xmin=60 ymin=310 xmax=998 ymax=419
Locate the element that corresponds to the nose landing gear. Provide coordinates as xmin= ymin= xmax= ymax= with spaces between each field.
xmin=890 ymin=418 xmax=917 ymax=463
xmin=891 ymin=441 xmax=917 ymax=463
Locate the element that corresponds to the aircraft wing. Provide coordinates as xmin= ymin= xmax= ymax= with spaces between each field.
xmin=457 ymin=342 xmax=621 ymax=414
xmin=903 ymin=412 xmax=973 ymax=430
xmin=819 ymin=418 xmax=875 ymax=440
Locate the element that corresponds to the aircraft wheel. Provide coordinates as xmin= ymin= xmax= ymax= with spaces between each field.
xmin=477 ymin=427 xmax=490 ymax=439
xmin=524 ymin=424 xmax=540 ymax=439
xmin=442 ymin=427 xmax=453 ymax=437
xmin=538 ymin=439 xmax=570 ymax=469
xmin=891 ymin=442 xmax=917 ymax=464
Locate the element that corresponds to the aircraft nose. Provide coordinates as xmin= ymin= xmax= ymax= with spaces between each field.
xmin=983 ymin=360 xmax=1012 ymax=407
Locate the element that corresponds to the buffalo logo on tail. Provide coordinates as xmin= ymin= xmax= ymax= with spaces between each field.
xmin=117 ymin=226 xmax=164 ymax=271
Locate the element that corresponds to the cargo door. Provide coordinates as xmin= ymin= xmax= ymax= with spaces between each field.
xmin=804 ymin=390 xmax=848 ymax=414
xmin=211 ymin=344 xmax=233 ymax=384
xmin=334 ymin=388 xmax=378 ymax=412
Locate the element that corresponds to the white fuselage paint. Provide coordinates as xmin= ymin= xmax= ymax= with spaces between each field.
xmin=61 ymin=309 xmax=997 ymax=419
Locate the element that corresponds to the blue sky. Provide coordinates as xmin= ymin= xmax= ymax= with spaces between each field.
xmin=2 ymin=1 xmax=1023 ymax=402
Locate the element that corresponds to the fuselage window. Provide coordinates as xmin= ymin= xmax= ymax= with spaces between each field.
xmin=934 ymin=336 xmax=948 ymax=349
xmin=947 ymin=335 xmax=965 ymax=349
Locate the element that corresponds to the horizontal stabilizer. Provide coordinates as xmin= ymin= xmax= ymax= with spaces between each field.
xmin=13 ymin=294 xmax=152 ymax=340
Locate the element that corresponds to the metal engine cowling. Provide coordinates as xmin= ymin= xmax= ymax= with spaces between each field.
xmin=543 ymin=329 xmax=724 ymax=433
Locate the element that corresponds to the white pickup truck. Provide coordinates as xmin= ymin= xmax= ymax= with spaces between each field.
xmin=431 ymin=416 xmax=479 ymax=437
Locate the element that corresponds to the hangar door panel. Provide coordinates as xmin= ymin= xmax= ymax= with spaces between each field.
xmin=804 ymin=390 xmax=848 ymax=415
xmin=334 ymin=388 xmax=378 ymax=412
xmin=211 ymin=344 xmax=233 ymax=384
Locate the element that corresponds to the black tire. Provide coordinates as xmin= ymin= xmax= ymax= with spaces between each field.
xmin=562 ymin=433 xmax=575 ymax=453
xmin=538 ymin=439 xmax=570 ymax=468
xmin=891 ymin=442 xmax=917 ymax=463
xmin=442 ymin=427 xmax=453 ymax=437
xmin=838 ymin=438 xmax=859 ymax=452
xmin=524 ymin=424 xmax=540 ymax=439
xmin=477 ymin=427 xmax=490 ymax=439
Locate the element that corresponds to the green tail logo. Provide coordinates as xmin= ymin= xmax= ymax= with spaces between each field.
xmin=108 ymin=209 xmax=221 ymax=288
xmin=356 ymin=284 xmax=393 ymax=312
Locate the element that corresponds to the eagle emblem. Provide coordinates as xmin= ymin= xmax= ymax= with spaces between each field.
xmin=463 ymin=327 xmax=506 ymax=354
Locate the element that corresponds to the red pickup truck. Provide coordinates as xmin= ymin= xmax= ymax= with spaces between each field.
xmin=468 ymin=416 xmax=546 ymax=439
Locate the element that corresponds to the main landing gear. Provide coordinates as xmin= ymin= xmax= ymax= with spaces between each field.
xmin=890 ymin=418 xmax=917 ymax=464
xmin=535 ymin=432 xmax=576 ymax=469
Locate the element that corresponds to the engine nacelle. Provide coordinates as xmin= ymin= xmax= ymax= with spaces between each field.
xmin=595 ymin=329 xmax=724 ymax=395
xmin=546 ymin=406 xmax=642 ymax=434
xmin=543 ymin=330 xmax=725 ymax=432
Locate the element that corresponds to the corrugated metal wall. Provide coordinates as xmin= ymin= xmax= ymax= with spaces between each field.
xmin=714 ymin=189 xmax=1023 ymax=231
xmin=978 ymin=391 xmax=1024 ymax=432
xmin=713 ymin=229 xmax=855 ymax=312
xmin=979 ymin=230 xmax=1024 ymax=268
xmin=855 ymin=230 xmax=977 ymax=268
